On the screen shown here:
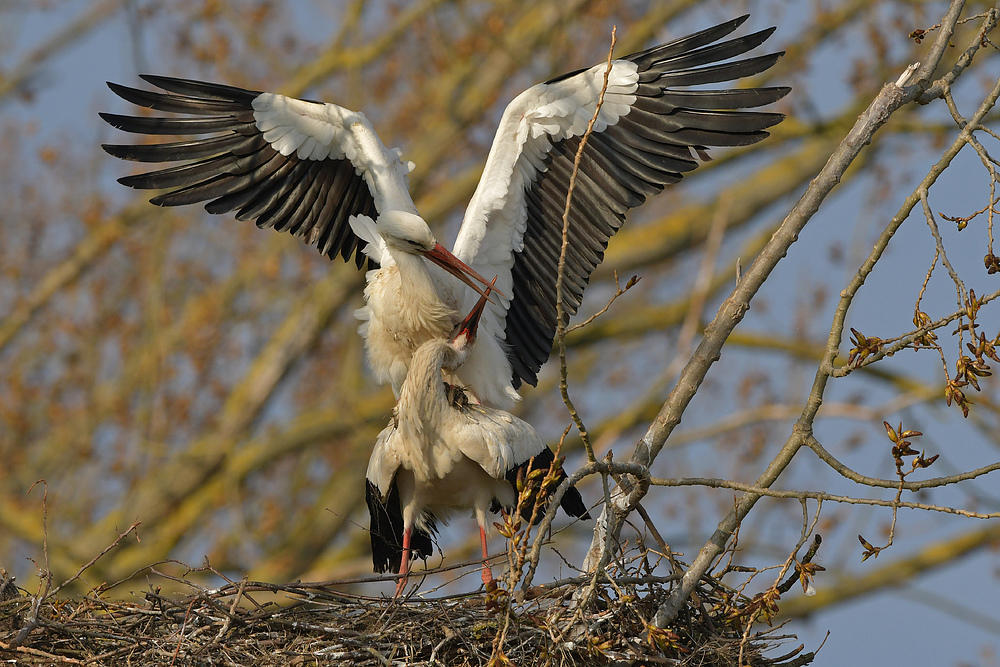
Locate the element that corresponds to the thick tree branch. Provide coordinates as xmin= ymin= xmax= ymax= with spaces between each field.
xmin=573 ymin=0 xmax=981 ymax=623
xmin=647 ymin=0 xmax=996 ymax=626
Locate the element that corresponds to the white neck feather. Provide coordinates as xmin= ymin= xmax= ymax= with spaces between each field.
xmin=388 ymin=250 xmax=458 ymax=330
xmin=396 ymin=339 xmax=462 ymax=479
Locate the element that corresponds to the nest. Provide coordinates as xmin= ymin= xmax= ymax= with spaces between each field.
xmin=0 ymin=563 xmax=816 ymax=666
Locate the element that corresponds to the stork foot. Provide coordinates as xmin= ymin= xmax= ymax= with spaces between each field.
xmin=393 ymin=576 xmax=408 ymax=599
xmin=484 ymin=579 xmax=507 ymax=613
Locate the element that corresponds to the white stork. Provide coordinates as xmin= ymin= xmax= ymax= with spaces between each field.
xmin=101 ymin=15 xmax=788 ymax=408
xmin=365 ymin=288 xmax=590 ymax=596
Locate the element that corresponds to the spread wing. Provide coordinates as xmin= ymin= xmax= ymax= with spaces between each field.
xmin=101 ymin=75 xmax=418 ymax=268
xmin=452 ymin=15 xmax=789 ymax=390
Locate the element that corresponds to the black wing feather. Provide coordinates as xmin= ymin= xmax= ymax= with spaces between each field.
xmin=366 ymin=479 xmax=435 ymax=574
xmin=102 ymin=76 xmax=376 ymax=267
xmin=505 ymin=18 xmax=789 ymax=387
xmin=500 ymin=447 xmax=591 ymax=522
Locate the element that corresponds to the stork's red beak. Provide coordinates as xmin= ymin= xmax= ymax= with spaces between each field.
xmin=423 ymin=243 xmax=505 ymax=302
xmin=454 ymin=277 xmax=497 ymax=343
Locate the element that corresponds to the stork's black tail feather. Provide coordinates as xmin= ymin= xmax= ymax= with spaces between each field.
xmin=501 ymin=447 xmax=591 ymax=523
xmin=366 ymin=480 xmax=434 ymax=574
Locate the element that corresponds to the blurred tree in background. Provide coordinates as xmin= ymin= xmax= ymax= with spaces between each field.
xmin=2 ymin=0 xmax=1000 ymax=661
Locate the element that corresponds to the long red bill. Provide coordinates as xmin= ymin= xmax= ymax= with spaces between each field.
xmin=455 ymin=277 xmax=497 ymax=343
xmin=423 ymin=243 xmax=505 ymax=301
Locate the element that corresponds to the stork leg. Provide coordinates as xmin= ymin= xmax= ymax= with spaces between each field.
xmin=395 ymin=526 xmax=412 ymax=597
xmin=479 ymin=525 xmax=495 ymax=589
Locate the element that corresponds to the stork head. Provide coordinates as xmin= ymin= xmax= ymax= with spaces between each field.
xmin=376 ymin=210 xmax=502 ymax=301
xmin=376 ymin=210 xmax=437 ymax=253
xmin=450 ymin=278 xmax=496 ymax=357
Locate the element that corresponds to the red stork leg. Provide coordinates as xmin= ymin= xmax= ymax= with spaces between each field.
xmin=479 ymin=525 xmax=495 ymax=589
xmin=395 ymin=526 xmax=412 ymax=597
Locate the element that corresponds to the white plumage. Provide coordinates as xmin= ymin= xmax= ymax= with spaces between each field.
xmin=102 ymin=15 xmax=788 ymax=408
xmin=364 ymin=290 xmax=589 ymax=595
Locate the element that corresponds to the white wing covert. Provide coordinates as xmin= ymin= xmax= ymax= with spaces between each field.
xmin=365 ymin=423 xmax=400 ymax=498
xmin=453 ymin=15 xmax=789 ymax=391
xmin=453 ymin=405 xmax=546 ymax=480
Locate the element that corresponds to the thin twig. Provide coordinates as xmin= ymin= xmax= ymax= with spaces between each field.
xmin=554 ymin=25 xmax=618 ymax=465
